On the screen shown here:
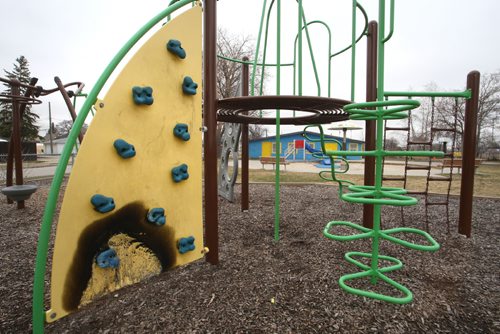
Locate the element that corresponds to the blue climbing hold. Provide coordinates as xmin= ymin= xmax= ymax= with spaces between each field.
xmin=173 ymin=124 xmax=190 ymax=141
xmin=147 ymin=208 xmax=166 ymax=226
xmin=172 ymin=164 xmax=189 ymax=183
xmin=113 ymin=139 xmax=136 ymax=159
xmin=132 ymin=86 xmax=154 ymax=105
xmin=96 ymin=248 xmax=120 ymax=268
xmin=166 ymin=39 xmax=186 ymax=59
xmin=177 ymin=236 xmax=195 ymax=254
xmin=182 ymin=77 xmax=198 ymax=95
xmin=91 ymin=194 xmax=115 ymax=213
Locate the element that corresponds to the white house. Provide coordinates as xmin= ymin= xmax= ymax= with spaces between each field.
xmin=43 ymin=136 xmax=77 ymax=155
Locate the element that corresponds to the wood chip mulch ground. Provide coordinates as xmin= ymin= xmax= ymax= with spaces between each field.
xmin=0 ymin=181 xmax=499 ymax=333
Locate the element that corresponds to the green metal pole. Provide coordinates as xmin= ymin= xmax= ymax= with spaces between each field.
xmin=366 ymin=0 xmax=386 ymax=285
xmin=351 ymin=0 xmax=357 ymax=101
xmin=32 ymin=1 xmax=194 ymax=332
xmin=274 ymin=0 xmax=281 ymax=241
xmin=297 ymin=0 xmax=303 ymax=96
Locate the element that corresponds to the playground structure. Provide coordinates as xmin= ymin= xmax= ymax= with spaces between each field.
xmin=28 ymin=0 xmax=480 ymax=332
xmin=0 ymin=76 xmax=86 ymax=209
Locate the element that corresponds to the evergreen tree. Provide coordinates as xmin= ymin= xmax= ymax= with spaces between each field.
xmin=0 ymin=56 xmax=40 ymax=141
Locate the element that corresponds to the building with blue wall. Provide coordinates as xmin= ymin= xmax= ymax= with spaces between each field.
xmin=248 ymin=131 xmax=365 ymax=161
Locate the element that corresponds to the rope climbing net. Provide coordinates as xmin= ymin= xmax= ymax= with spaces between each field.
xmin=382 ymin=92 xmax=468 ymax=233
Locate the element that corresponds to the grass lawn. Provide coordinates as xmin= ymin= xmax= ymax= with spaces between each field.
xmin=236 ymin=163 xmax=500 ymax=198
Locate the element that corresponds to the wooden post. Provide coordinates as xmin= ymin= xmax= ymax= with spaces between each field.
xmin=241 ymin=57 xmax=249 ymax=211
xmin=203 ymin=0 xmax=219 ymax=264
xmin=458 ymin=71 xmax=480 ymax=237
xmin=363 ymin=21 xmax=378 ymax=228
xmin=11 ymin=80 xmax=24 ymax=209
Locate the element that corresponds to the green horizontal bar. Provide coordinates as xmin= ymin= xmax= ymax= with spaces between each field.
xmin=384 ymin=90 xmax=472 ymax=99
xmin=217 ymin=54 xmax=293 ymax=67
xmin=324 ymin=150 xmax=444 ymax=158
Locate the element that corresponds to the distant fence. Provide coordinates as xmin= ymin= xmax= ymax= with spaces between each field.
xmin=0 ymin=142 xmax=37 ymax=162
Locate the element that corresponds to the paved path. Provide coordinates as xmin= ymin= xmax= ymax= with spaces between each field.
xmin=22 ymin=165 xmax=72 ymax=179
xmin=15 ymin=159 xmax=449 ymax=180
xmin=240 ymin=159 xmax=445 ymax=176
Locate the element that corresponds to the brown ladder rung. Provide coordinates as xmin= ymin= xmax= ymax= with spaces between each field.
xmin=406 ymin=165 xmax=431 ymax=170
xmin=432 ymin=127 xmax=456 ymax=132
xmin=426 ymin=202 xmax=448 ymax=206
xmin=383 ymin=177 xmax=406 ymax=181
xmin=407 ymin=141 xmax=432 ymax=145
xmin=386 ymin=126 xmax=410 ymax=131
xmin=408 ymin=191 xmax=428 ymax=195
xmin=428 ymin=176 xmax=452 ymax=181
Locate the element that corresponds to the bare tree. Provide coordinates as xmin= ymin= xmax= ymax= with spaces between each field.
xmin=435 ymin=71 xmax=500 ymax=155
xmin=216 ymin=28 xmax=267 ymax=99
xmin=216 ymin=29 xmax=269 ymax=151
xmin=410 ymin=82 xmax=438 ymax=143
xmin=53 ymin=120 xmax=88 ymax=138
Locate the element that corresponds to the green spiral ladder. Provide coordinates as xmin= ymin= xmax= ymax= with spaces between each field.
xmin=304 ymin=98 xmax=442 ymax=304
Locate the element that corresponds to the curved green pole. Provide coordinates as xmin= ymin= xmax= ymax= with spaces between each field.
xmin=298 ymin=12 xmax=322 ymax=96
xmin=32 ymin=1 xmax=195 ymax=332
xmin=258 ymin=0 xmax=275 ymax=98
xmin=381 ymin=0 xmax=395 ymax=43
xmin=274 ymin=0 xmax=281 ymax=241
xmin=293 ymin=20 xmax=331 ymax=97
xmin=251 ymin=0 xmax=269 ymax=96
xmin=330 ymin=3 xmax=368 ymax=58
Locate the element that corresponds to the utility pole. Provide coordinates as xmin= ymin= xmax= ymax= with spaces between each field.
xmin=48 ymin=102 xmax=54 ymax=154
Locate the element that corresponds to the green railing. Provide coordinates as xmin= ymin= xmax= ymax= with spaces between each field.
xmin=32 ymin=1 xmax=196 ymax=332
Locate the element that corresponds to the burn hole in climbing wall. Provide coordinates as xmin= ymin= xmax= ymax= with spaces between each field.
xmin=62 ymin=202 xmax=177 ymax=311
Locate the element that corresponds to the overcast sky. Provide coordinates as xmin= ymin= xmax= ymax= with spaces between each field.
xmin=1 ymin=0 xmax=498 ymax=139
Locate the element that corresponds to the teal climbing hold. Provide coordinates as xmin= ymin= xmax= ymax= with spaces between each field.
xmin=172 ymin=164 xmax=189 ymax=183
xmin=90 ymin=194 xmax=115 ymax=213
xmin=113 ymin=139 xmax=136 ymax=159
xmin=166 ymin=39 xmax=186 ymax=59
xmin=147 ymin=208 xmax=166 ymax=226
xmin=182 ymin=77 xmax=198 ymax=95
xmin=177 ymin=236 xmax=195 ymax=254
xmin=132 ymin=86 xmax=154 ymax=105
xmin=96 ymin=248 xmax=120 ymax=268
xmin=173 ymin=124 xmax=190 ymax=141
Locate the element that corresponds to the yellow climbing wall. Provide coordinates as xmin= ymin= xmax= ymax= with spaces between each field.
xmin=47 ymin=6 xmax=203 ymax=322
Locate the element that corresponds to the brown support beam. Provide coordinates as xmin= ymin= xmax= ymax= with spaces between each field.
xmin=362 ymin=21 xmax=378 ymax=229
xmin=54 ymin=76 xmax=84 ymax=144
xmin=241 ymin=57 xmax=249 ymax=211
xmin=204 ymin=0 xmax=219 ymax=264
xmin=10 ymin=80 xmax=24 ymax=209
xmin=458 ymin=71 xmax=480 ymax=238
xmin=5 ymin=77 xmax=38 ymax=204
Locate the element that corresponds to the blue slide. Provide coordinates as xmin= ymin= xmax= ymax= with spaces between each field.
xmin=305 ymin=142 xmax=331 ymax=166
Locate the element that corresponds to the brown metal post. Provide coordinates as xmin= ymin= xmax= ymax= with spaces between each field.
xmin=5 ymin=77 xmax=38 ymax=204
xmin=204 ymin=0 xmax=219 ymax=264
xmin=458 ymin=71 xmax=480 ymax=237
xmin=362 ymin=21 xmax=378 ymax=228
xmin=54 ymin=76 xmax=84 ymax=144
xmin=241 ymin=57 xmax=249 ymax=211
xmin=10 ymin=80 xmax=24 ymax=209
